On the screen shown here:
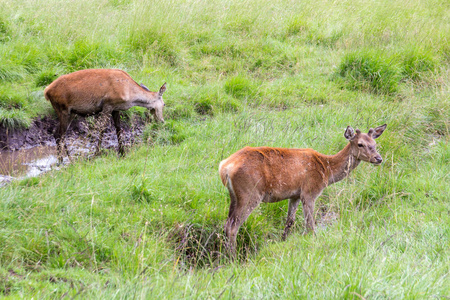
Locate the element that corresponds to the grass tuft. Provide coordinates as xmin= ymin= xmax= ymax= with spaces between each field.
xmin=0 ymin=84 xmax=28 ymax=109
xmin=128 ymin=29 xmax=179 ymax=66
xmin=399 ymin=48 xmax=438 ymax=81
xmin=47 ymin=40 xmax=125 ymax=71
xmin=35 ymin=69 xmax=59 ymax=87
xmin=130 ymin=179 xmax=156 ymax=203
xmin=169 ymin=222 xmax=227 ymax=268
xmin=224 ymin=75 xmax=256 ymax=99
xmin=0 ymin=18 xmax=11 ymax=42
xmin=337 ymin=50 xmax=401 ymax=94
xmin=285 ymin=17 xmax=309 ymax=37
xmin=0 ymin=108 xmax=32 ymax=128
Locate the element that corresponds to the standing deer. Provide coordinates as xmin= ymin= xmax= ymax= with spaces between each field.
xmin=44 ymin=69 xmax=166 ymax=160
xmin=219 ymin=124 xmax=387 ymax=252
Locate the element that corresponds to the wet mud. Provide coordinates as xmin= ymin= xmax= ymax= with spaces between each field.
xmin=0 ymin=115 xmax=146 ymax=185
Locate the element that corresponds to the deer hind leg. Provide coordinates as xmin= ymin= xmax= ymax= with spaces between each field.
xmin=282 ymin=197 xmax=301 ymax=241
xmin=112 ymin=110 xmax=125 ymax=157
xmin=95 ymin=106 xmax=113 ymax=156
xmin=224 ymin=188 xmax=262 ymax=255
xmin=224 ymin=193 xmax=239 ymax=253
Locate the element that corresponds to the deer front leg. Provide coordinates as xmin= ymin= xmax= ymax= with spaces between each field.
xmin=95 ymin=107 xmax=113 ymax=156
xmin=301 ymin=193 xmax=319 ymax=233
xmin=282 ymin=197 xmax=301 ymax=241
xmin=112 ymin=110 xmax=125 ymax=157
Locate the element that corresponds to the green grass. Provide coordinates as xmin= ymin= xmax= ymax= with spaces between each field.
xmin=0 ymin=0 xmax=449 ymax=298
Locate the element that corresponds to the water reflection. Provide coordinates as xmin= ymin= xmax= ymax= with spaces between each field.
xmin=0 ymin=146 xmax=59 ymax=186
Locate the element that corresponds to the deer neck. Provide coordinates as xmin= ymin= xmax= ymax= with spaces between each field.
xmin=322 ymin=143 xmax=360 ymax=185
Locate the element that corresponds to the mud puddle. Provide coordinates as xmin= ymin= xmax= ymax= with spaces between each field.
xmin=0 ymin=115 xmax=146 ymax=186
xmin=0 ymin=146 xmax=59 ymax=186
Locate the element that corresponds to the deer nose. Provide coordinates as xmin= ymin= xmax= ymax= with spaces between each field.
xmin=375 ymin=156 xmax=383 ymax=164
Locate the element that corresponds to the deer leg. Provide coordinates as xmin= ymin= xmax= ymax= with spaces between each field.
xmin=301 ymin=194 xmax=317 ymax=233
xmin=224 ymin=198 xmax=239 ymax=253
xmin=112 ymin=110 xmax=125 ymax=157
xmin=54 ymin=111 xmax=70 ymax=163
xmin=64 ymin=114 xmax=76 ymax=159
xmin=224 ymin=177 xmax=239 ymax=253
xmin=224 ymin=192 xmax=262 ymax=256
xmin=95 ymin=107 xmax=113 ymax=156
xmin=54 ymin=122 xmax=62 ymax=159
xmin=282 ymin=197 xmax=301 ymax=241
xmin=54 ymin=125 xmax=63 ymax=163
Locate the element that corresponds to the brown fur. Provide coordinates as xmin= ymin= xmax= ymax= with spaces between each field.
xmin=44 ymin=69 xmax=166 ymax=159
xmin=219 ymin=124 xmax=387 ymax=252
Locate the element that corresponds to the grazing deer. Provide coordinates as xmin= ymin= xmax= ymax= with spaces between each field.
xmin=219 ymin=124 xmax=387 ymax=252
xmin=44 ymin=69 xmax=166 ymax=160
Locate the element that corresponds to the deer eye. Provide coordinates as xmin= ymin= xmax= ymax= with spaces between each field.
xmin=358 ymin=143 xmax=364 ymax=147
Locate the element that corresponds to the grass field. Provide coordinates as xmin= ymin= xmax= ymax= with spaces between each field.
xmin=0 ymin=0 xmax=449 ymax=298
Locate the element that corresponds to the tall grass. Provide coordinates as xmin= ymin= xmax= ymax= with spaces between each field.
xmin=0 ymin=0 xmax=449 ymax=298
xmin=1 ymin=0 xmax=449 ymax=125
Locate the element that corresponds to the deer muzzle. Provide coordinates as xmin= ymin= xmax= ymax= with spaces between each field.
xmin=371 ymin=155 xmax=383 ymax=165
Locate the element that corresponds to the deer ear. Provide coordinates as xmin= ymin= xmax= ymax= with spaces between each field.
xmin=344 ymin=126 xmax=356 ymax=140
xmin=371 ymin=124 xmax=387 ymax=139
xmin=140 ymin=83 xmax=150 ymax=91
xmin=159 ymin=82 xmax=167 ymax=95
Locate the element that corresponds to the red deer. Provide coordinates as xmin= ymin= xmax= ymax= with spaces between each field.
xmin=44 ymin=69 xmax=166 ymax=160
xmin=219 ymin=124 xmax=387 ymax=252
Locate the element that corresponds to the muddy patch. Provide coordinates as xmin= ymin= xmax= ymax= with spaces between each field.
xmin=0 ymin=115 xmax=147 ymax=184
xmin=0 ymin=116 xmax=57 ymax=151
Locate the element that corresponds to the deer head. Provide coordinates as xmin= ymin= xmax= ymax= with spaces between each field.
xmin=344 ymin=124 xmax=387 ymax=165
xmin=147 ymin=82 xmax=166 ymax=123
